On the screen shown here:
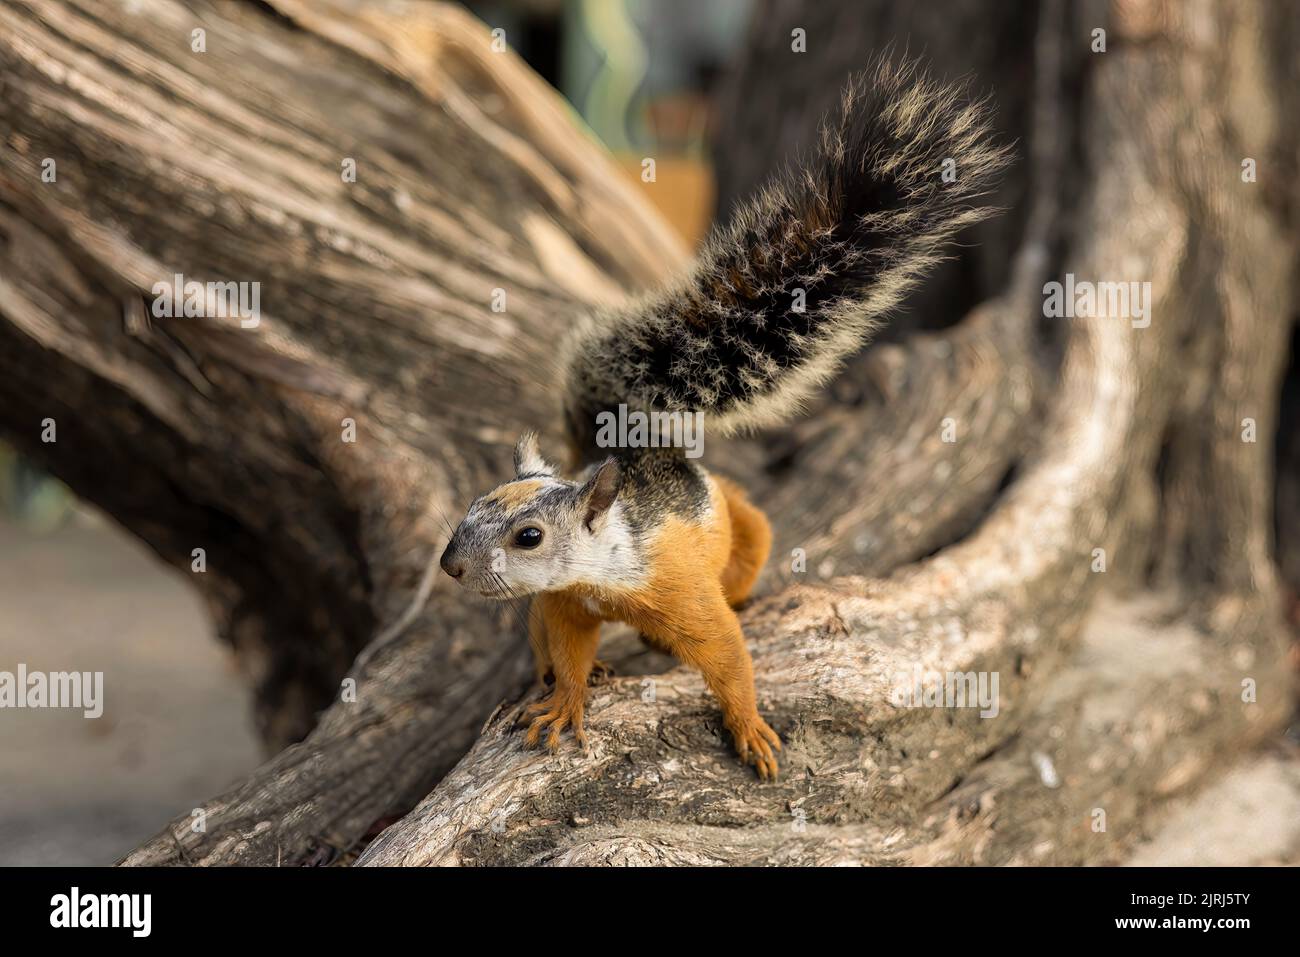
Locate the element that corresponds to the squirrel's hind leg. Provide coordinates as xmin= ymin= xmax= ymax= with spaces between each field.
xmin=715 ymin=476 xmax=773 ymax=608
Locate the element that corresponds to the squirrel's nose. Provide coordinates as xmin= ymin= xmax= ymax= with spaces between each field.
xmin=440 ymin=543 xmax=465 ymax=579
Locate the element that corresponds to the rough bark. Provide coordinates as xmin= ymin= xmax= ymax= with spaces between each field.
xmin=0 ymin=0 xmax=1293 ymax=867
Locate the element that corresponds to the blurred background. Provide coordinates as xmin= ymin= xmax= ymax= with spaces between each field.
xmin=468 ymin=0 xmax=753 ymax=244
xmin=1 ymin=0 xmax=1297 ymax=866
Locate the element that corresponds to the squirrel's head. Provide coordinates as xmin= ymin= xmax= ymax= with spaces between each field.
xmin=439 ymin=433 xmax=624 ymax=598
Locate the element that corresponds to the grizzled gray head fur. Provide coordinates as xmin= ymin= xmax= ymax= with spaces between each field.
xmin=439 ymin=433 xmax=624 ymax=598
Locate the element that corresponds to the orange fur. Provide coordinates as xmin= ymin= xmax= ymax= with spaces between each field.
xmin=714 ymin=475 xmax=772 ymax=607
xmin=483 ymin=480 xmax=543 ymax=510
xmin=523 ymin=476 xmax=782 ymax=778
xmin=522 ymin=592 xmax=600 ymax=751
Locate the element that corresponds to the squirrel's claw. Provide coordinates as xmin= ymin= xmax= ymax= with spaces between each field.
xmin=730 ymin=715 xmax=782 ymax=781
xmin=523 ymin=690 xmax=587 ymax=753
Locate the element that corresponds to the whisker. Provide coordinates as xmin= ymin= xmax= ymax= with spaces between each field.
xmin=428 ymin=497 xmax=459 ymax=537
xmin=490 ymin=570 xmax=535 ymax=639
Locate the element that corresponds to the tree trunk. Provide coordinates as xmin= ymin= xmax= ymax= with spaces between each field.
xmin=0 ymin=0 xmax=1294 ymax=867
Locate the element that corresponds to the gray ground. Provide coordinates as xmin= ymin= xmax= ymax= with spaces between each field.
xmin=0 ymin=509 xmax=260 ymax=866
xmin=1126 ymin=748 xmax=1300 ymax=866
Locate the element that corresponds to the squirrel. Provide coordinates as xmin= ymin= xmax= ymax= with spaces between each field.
xmin=439 ymin=57 xmax=1010 ymax=779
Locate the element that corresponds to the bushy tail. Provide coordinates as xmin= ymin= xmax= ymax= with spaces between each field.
xmin=563 ymin=56 xmax=1011 ymax=452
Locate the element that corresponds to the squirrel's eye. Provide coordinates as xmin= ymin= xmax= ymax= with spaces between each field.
xmin=514 ymin=527 xmax=543 ymax=549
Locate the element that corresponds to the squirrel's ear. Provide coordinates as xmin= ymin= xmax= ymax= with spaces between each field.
xmin=578 ymin=457 xmax=622 ymax=533
xmin=513 ymin=432 xmax=554 ymax=478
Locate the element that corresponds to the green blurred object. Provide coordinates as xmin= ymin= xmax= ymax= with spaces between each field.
xmin=569 ymin=0 xmax=646 ymax=153
xmin=0 ymin=443 xmax=74 ymax=533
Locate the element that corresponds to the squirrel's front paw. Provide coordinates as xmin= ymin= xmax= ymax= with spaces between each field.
xmin=520 ymin=689 xmax=587 ymax=752
xmin=727 ymin=713 xmax=782 ymax=781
